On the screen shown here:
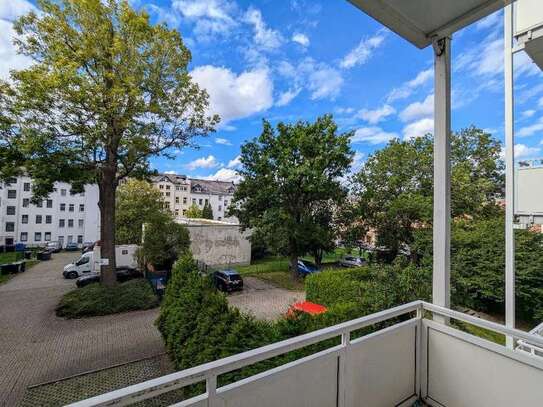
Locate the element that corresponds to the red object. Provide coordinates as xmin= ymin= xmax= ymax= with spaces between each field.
xmin=288 ymin=301 xmax=328 ymax=316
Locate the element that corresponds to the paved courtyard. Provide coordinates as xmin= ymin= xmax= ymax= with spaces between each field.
xmin=227 ymin=277 xmax=305 ymax=320
xmin=0 ymin=252 xmax=164 ymax=406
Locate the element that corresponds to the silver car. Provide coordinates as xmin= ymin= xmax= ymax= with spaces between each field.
xmin=339 ymin=255 xmax=367 ymax=268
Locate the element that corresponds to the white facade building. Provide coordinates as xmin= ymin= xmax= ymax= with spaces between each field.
xmin=151 ymin=173 xmax=237 ymax=222
xmin=0 ymin=176 xmax=100 ymax=247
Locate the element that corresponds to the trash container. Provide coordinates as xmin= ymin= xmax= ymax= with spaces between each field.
xmin=24 ymin=251 xmax=32 ymax=260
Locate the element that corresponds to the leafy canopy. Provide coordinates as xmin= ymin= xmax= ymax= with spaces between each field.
xmin=230 ymin=115 xmax=353 ymax=268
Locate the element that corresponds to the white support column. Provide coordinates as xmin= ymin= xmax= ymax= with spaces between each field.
xmin=504 ymin=3 xmax=516 ymax=349
xmin=432 ymin=36 xmax=451 ymax=323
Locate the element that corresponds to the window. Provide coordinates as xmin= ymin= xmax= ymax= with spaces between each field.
xmin=166 ymin=185 xmax=171 ymax=190
xmin=183 ymin=197 xmax=187 ymax=204
xmin=46 ymin=199 xmax=53 ymax=208
xmin=175 ymin=209 xmax=179 ymax=216
xmin=77 ymin=235 xmax=83 ymax=244
xmin=68 ymin=204 xmax=74 ymax=212
xmin=218 ymin=205 xmax=222 ymax=212
xmin=175 ymin=197 xmax=179 ymax=204
xmin=67 ymin=235 xmax=73 ymax=243
xmin=36 ymin=215 xmax=42 ymax=224
xmin=61 ymin=189 xmax=67 ymax=196
xmin=164 ymin=202 xmax=170 ymax=209
xmin=182 ymin=209 xmax=187 ymax=215
xmin=59 ymin=219 xmax=65 ymax=227
xmin=68 ymin=219 xmax=74 ymax=228
xmin=7 ymin=190 xmax=16 ymax=199
xmin=224 ymin=200 xmax=228 ymax=206
xmin=5 ymin=222 xmax=14 ymax=232
xmin=36 ymin=200 xmax=42 ymax=208
xmin=6 ymin=177 xmax=16 ymax=185
xmin=20 ymin=232 xmax=27 ymax=242
xmin=76 ymin=254 xmax=88 ymax=265
xmin=205 ymin=199 xmax=209 ymax=204
xmin=199 ymin=199 xmax=203 ymax=206
xmin=192 ymin=198 xmax=196 ymax=204
xmin=60 ymin=203 xmax=66 ymax=211
xmin=21 ymin=215 xmax=28 ymax=224
xmin=24 ymin=182 xmax=30 ymax=191
xmin=165 ymin=192 xmax=170 ymax=197
xmin=219 ymin=195 xmax=223 ymax=201
xmin=6 ymin=206 xmax=15 ymax=215
xmin=176 ymin=186 xmax=180 ymax=191
xmin=34 ymin=232 xmax=42 ymax=242
xmin=46 ymin=215 xmax=52 ymax=224
xmin=22 ymin=198 xmax=29 ymax=208
xmin=78 ymin=219 xmax=84 ymax=227
xmin=79 ymin=204 xmax=84 ymax=212
xmin=159 ymin=184 xmax=164 ymax=189
xmin=44 ymin=232 xmax=51 ymax=241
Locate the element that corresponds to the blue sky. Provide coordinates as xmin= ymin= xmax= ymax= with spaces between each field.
xmin=1 ymin=0 xmax=542 ymax=182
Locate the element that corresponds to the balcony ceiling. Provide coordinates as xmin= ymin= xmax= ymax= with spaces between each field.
xmin=348 ymin=0 xmax=508 ymax=48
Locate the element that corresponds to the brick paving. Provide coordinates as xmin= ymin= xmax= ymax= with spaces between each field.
xmin=0 ymin=252 xmax=164 ymax=406
xmin=227 ymin=277 xmax=305 ymax=320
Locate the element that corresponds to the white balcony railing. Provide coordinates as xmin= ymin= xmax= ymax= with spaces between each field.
xmin=68 ymin=301 xmax=543 ymax=407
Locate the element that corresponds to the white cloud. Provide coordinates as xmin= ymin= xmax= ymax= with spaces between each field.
xmin=403 ymin=118 xmax=434 ymax=140
xmin=164 ymin=170 xmax=177 ymax=174
xmin=0 ymin=19 xmax=33 ymax=81
xmin=276 ymin=88 xmax=301 ymax=107
xmin=227 ymin=155 xmax=241 ymax=168
xmin=340 ymin=30 xmax=386 ymax=69
xmin=0 ymin=0 xmax=35 ymax=21
xmin=186 ymin=155 xmax=220 ymax=170
xmin=203 ymin=168 xmax=242 ymax=183
xmin=173 ymin=0 xmax=237 ymax=38
xmin=399 ymin=94 xmax=434 ymax=122
xmin=335 ymin=107 xmax=354 ymax=115
xmin=352 ymin=127 xmax=398 ymax=145
xmin=475 ymin=11 xmax=502 ymax=30
xmin=517 ymin=117 xmax=543 ymax=138
xmin=190 ymin=65 xmax=273 ymax=124
xmin=515 ymin=143 xmax=541 ymax=158
xmin=215 ymin=137 xmax=232 ymax=145
xmin=291 ymin=33 xmax=309 ymax=47
xmin=244 ymin=7 xmax=283 ymax=50
xmin=351 ymin=151 xmax=365 ymax=173
xmin=300 ymin=58 xmax=343 ymax=100
xmin=358 ymin=104 xmax=395 ymax=124
xmin=522 ymin=110 xmax=536 ymax=119
xmin=387 ymin=68 xmax=433 ymax=102
xmin=539 ymin=97 xmax=543 ymax=108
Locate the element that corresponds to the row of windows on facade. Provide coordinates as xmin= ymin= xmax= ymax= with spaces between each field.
xmin=158 ymin=184 xmax=188 ymax=191
xmin=4 ymin=199 xmax=85 ymax=212
xmin=3 ymin=179 xmax=84 ymax=197
xmin=5 ymin=218 xmax=84 ymax=231
xmin=16 ymin=231 xmax=84 ymax=243
xmin=161 ymin=195 xmax=228 ymax=209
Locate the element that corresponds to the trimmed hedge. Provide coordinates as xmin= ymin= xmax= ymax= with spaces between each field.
xmin=56 ymin=279 xmax=159 ymax=318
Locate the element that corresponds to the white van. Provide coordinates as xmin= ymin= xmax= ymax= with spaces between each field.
xmin=62 ymin=244 xmax=138 ymax=279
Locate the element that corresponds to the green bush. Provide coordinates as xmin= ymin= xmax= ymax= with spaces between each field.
xmin=56 ymin=279 xmax=159 ymax=318
xmin=305 ymin=267 xmax=369 ymax=306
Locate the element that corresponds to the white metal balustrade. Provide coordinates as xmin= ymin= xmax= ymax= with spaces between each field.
xmin=68 ymin=301 xmax=543 ymax=407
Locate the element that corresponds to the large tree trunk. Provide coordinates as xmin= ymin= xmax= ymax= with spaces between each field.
xmin=98 ymin=166 xmax=118 ymax=287
xmin=289 ymin=254 xmax=298 ymax=278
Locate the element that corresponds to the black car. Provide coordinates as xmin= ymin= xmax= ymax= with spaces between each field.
xmin=65 ymin=242 xmax=79 ymax=251
xmin=213 ymin=269 xmax=243 ymax=292
xmin=76 ymin=268 xmax=143 ymax=288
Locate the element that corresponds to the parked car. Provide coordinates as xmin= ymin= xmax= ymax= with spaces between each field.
xmin=46 ymin=241 xmax=62 ymax=253
xmin=63 ymin=244 xmax=138 ymax=279
xmin=291 ymin=259 xmax=320 ymax=277
xmin=65 ymin=242 xmax=79 ymax=251
xmin=81 ymin=241 xmax=95 ymax=253
xmin=213 ymin=269 xmax=244 ymax=292
xmin=339 ymin=255 xmax=367 ymax=268
xmin=75 ymin=268 xmax=143 ymax=288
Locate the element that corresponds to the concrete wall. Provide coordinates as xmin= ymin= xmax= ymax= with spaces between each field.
xmin=184 ymin=223 xmax=251 ymax=267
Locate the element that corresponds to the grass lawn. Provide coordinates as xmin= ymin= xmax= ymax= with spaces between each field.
xmin=56 ymin=279 xmax=159 ymax=318
xmin=234 ymin=257 xmax=289 ymax=275
xmin=454 ymin=321 xmax=506 ymax=345
xmin=0 ymin=252 xmax=24 ymax=264
xmin=251 ymin=271 xmax=305 ymax=291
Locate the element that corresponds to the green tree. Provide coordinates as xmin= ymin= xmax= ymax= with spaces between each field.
xmin=202 ymin=201 xmax=214 ymax=219
xmin=141 ymin=218 xmax=190 ymax=271
xmin=230 ymin=115 xmax=353 ymax=275
xmin=352 ymin=127 xmax=503 ymax=256
xmin=0 ymin=0 xmax=217 ymax=286
xmin=186 ymin=203 xmax=202 ymax=218
xmin=116 ymin=179 xmax=168 ymax=244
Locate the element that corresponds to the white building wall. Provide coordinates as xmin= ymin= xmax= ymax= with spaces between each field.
xmin=0 ymin=176 xmax=99 ymax=247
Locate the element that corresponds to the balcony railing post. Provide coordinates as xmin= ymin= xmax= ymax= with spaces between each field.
xmin=207 ymin=374 xmax=218 ymax=407
xmin=337 ymin=330 xmax=350 ymax=407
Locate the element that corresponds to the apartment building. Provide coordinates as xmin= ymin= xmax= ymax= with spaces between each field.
xmin=151 ymin=173 xmax=236 ymax=222
xmin=0 ymin=176 xmax=100 ymax=247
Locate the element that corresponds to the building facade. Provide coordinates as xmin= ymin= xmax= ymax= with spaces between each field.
xmin=151 ymin=173 xmax=237 ymax=222
xmin=0 ymin=176 xmax=100 ymax=247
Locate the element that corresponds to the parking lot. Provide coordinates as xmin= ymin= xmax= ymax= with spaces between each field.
xmin=0 ymin=252 xmax=164 ymax=406
xmin=227 ymin=276 xmax=305 ymax=320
